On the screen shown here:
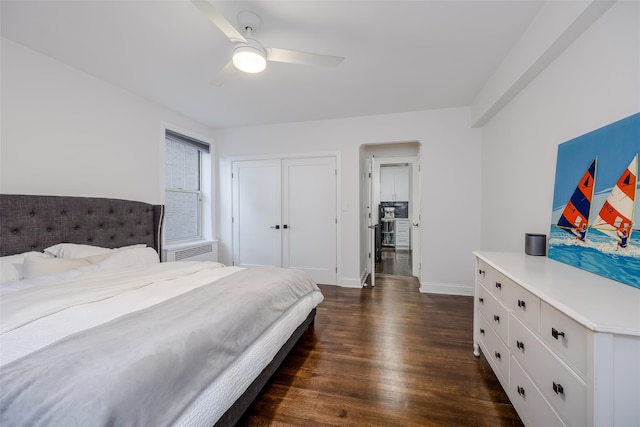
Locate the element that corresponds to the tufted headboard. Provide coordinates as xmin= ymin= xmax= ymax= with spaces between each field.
xmin=0 ymin=194 xmax=163 ymax=257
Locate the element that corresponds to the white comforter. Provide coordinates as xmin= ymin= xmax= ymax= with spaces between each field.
xmin=0 ymin=261 xmax=323 ymax=426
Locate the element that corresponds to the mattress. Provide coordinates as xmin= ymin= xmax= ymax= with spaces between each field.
xmin=0 ymin=257 xmax=323 ymax=426
xmin=175 ymin=290 xmax=320 ymax=425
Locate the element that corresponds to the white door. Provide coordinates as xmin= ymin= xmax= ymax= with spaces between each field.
xmin=369 ymin=156 xmax=376 ymax=287
xmin=232 ymin=160 xmax=281 ymax=268
xmin=411 ymin=160 xmax=422 ymax=280
xmin=282 ymin=157 xmax=337 ymax=284
xmin=232 ymin=156 xmax=338 ymax=285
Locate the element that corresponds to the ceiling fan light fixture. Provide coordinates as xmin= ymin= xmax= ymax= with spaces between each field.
xmin=232 ymin=45 xmax=266 ymax=73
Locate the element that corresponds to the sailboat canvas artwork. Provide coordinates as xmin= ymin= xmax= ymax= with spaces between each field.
xmin=549 ymin=112 xmax=640 ymax=289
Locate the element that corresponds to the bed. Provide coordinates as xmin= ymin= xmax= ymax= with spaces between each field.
xmin=0 ymin=194 xmax=323 ymax=426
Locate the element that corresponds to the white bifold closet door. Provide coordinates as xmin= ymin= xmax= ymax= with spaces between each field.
xmin=232 ymin=157 xmax=337 ymax=285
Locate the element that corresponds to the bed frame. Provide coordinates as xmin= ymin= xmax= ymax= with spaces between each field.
xmin=0 ymin=193 xmax=316 ymax=426
xmin=215 ymin=307 xmax=316 ymax=427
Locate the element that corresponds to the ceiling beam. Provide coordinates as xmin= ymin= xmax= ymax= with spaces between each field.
xmin=471 ymin=0 xmax=616 ymax=128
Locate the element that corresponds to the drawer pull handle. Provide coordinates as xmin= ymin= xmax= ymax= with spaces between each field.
xmin=493 ymin=314 xmax=500 ymax=323
xmin=516 ymin=340 xmax=525 ymax=351
xmin=494 ymin=351 xmax=501 ymax=360
xmin=480 ymin=328 xmax=485 ymax=335
xmin=552 ymin=381 xmax=564 ymax=395
xmin=551 ymin=328 xmax=566 ymax=340
xmin=478 ymin=297 xmax=484 ymax=304
xmin=517 ymin=386 xmax=525 ymax=397
xmin=495 ymin=282 xmax=502 ymax=289
xmin=478 ymin=269 xmax=485 ymax=276
xmin=517 ymin=299 xmax=526 ymax=309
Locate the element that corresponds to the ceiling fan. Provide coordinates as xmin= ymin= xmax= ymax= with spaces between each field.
xmin=191 ymin=0 xmax=344 ymax=86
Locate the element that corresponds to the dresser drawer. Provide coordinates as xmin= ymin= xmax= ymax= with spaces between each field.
xmin=477 ymin=284 xmax=509 ymax=345
xmin=395 ymin=219 xmax=409 ymax=229
xmin=396 ymin=224 xmax=409 ymax=234
xmin=503 ymin=280 xmax=540 ymax=333
xmin=476 ymin=259 xmax=491 ymax=287
xmin=540 ymin=301 xmax=588 ymax=377
xmin=478 ymin=312 xmax=510 ymax=384
xmin=396 ymin=235 xmax=409 ymax=245
xmin=490 ymin=270 xmax=511 ymax=302
xmin=510 ymin=314 xmax=587 ymax=427
xmin=510 ymin=356 xmax=566 ymax=427
xmin=396 ymin=231 xmax=409 ymax=240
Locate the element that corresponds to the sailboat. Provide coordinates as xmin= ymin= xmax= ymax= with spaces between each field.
xmin=592 ymin=154 xmax=638 ymax=247
xmin=557 ymin=158 xmax=597 ymax=241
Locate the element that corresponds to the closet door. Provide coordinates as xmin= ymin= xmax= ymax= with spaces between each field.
xmin=232 ymin=159 xmax=282 ymax=268
xmin=232 ymin=156 xmax=338 ymax=285
xmin=282 ymin=157 xmax=337 ymax=285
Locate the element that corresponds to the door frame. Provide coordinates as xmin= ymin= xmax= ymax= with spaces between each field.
xmin=230 ymin=151 xmax=341 ymax=283
xmin=369 ymin=155 xmax=422 ymax=281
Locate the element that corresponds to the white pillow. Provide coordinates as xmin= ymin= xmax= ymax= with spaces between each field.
xmin=1 ymin=247 xmax=160 ymax=293
xmin=22 ymin=254 xmax=92 ymax=280
xmin=96 ymin=247 xmax=160 ymax=270
xmin=44 ymin=243 xmax=146 ymax=259
xmin=1 ymin=252 xmax=52 ymax=283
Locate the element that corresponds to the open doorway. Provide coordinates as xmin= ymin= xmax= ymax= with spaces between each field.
xmin=359 ymin=142 xmax=421 ymax=286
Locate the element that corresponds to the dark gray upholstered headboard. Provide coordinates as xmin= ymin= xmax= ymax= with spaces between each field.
xmin=0 ymin=194 xmax=163 ymax=257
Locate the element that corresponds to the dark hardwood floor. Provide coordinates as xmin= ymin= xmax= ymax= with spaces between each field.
xmin=239 ymin=273 xmax=523 ymax=427
xmin=376 ymin=248 xmax=412 ymax=276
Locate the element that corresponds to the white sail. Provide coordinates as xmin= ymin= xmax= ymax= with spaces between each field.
xmin=592 ymin=154 xmax=638 ymax=241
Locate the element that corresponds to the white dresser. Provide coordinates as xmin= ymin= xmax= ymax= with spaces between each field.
xmin=395 ymin=219 xmax=410 ymax=250
xmin=473 ymin=251 xmax=640 ymax=427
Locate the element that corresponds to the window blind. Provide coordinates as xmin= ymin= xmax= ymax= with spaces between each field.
xmin=165 ymin=129 xmax=210 ymax=153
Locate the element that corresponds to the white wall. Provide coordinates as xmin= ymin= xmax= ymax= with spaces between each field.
xmin=1 ymin=38 xmax=216 ymax=206
xmin=480 ymin=1 xmax=640 ymax=252
xmin=215 ymin=108 xmax=482 ymax=294
xmin=5 ymin=1 xmax=634 ymax=293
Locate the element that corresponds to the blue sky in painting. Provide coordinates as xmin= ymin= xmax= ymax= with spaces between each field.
xmin=552 ymin=113 xmax=640 ymax=210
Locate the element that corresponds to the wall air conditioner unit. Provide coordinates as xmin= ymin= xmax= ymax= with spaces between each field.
xmin=164 ymin=241 xmax=218 ymax=262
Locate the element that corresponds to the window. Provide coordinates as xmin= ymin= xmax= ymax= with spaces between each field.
xmin=164 ymin=129 xmax=210 ymax=242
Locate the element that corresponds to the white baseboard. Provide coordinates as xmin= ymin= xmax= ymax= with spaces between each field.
xmin=419 ymin=282 xmax=474 ymax=296
xmin=340 ymin=277 xmax=364 ymax=288
xmin=360 ymin=269 xmax=369 ymax=286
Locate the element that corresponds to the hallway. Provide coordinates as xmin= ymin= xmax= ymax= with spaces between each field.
xmin=376 ymin=248 xmax=412 ymax=277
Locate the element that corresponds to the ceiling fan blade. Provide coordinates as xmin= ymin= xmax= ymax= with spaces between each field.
xmin=266 ymin=48 xmax=344 ymax=67
xmin=191 ymin=0 xmax=246 ymax=43
xmin=210 ymin=60 xmax=236 ymax=87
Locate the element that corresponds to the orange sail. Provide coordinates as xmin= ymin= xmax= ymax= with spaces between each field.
xmin=557 ymin=158 xmax=596 ymax=240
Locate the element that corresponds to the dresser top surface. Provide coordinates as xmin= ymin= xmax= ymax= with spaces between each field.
xmin=474 ymin=251 xmax=640 ymax=336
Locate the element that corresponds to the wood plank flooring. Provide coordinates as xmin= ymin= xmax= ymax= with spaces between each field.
xmin=376 ymin=248 xmax=412 ymax=276
xmin=239 ymin=274 xmax=523 ymax=426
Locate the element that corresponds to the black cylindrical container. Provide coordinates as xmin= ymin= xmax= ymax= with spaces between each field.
xmin=525 ymin=233 xmax=547 ymax=256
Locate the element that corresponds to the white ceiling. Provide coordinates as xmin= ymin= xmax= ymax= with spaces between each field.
xmin=1 ymin=0 xmax=544 ymax=129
